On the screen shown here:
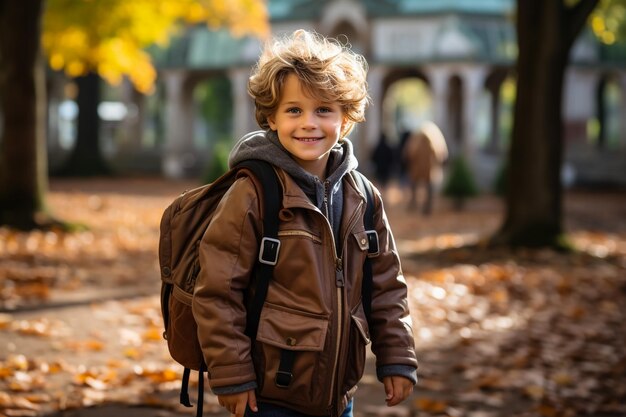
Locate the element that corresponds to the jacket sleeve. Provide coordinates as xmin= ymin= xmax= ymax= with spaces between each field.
xmin=367 ymin=184 xmax=418 ymax=372
xmin=192 ymin=177 xmax=262 ymax=389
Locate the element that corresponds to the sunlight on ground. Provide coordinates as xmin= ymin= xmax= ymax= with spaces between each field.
xmin=569 ymin=231 xmax=626 ymax=258
xmin=397 ymin=233 xmax=481 ymax=254
xmin=405 ymin=264 xmax=529 ymax=350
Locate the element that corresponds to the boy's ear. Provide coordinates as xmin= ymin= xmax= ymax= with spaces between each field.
xmin=268 ymin=115 xmax=277 ymax=130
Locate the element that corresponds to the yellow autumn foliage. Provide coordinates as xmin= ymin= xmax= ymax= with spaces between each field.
xmin=42 ymin=0 xmax=269 ymax=94
xmin=589 ymin=0 xmax=626 ymax=45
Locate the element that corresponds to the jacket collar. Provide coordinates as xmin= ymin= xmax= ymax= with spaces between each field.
xmin=275 ymin=168 xmax=368 ymax=241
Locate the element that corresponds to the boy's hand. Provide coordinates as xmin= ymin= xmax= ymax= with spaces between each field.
xmin=382 ymin=375 xmax=413 ymax=406
xmin=217 ymin=389 xmax=257 ymax=416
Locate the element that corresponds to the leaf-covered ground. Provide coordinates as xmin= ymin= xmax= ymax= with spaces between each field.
xmin=0 ymin=179 xmax=624 ymax=417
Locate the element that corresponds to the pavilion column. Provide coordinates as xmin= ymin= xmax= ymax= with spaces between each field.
xmin=564 ymin=68 xmax=599 ymax=147
xmin=162 ymin=70 xmax=196 ymax=178
xmin=46 ymin=73 xmax=66 ymax=154
xmin=486 ymin=71 xmax=507 ymax=153
xmin=460 ymin=66 xmax=487 ymax=156
xmin=619 ymin=73 xmax=626 ymax=152
xmin=119 ymin=79 xmax=145 ymax=150
xmin=423 ymin=65 xmax=451 ymax=142
xmin=364 ymin=65 xmax=385 ymax=154
xmin=230 ymin=67 xmax=256 ymax=142
xmin=488 ymin=84 xmax=501 ymax=152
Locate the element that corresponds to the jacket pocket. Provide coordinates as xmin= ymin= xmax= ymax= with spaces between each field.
xmin=277 ymin=229 xmax=322 ymax=244
xmin=255 ymin=303 xmax=329 ymax=407
xmin=342 ymin=302 xmax=371 ymax=392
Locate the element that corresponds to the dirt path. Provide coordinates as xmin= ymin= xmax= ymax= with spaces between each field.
xmin=0 ymin=179 xmax=624 ymax=417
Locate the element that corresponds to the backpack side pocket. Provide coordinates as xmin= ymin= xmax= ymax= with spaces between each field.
xmin=165 ymin=284 xmax=205 ymax=371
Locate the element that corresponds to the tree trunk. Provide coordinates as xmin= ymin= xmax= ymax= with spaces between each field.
xmin=55 ymin=72 xmax=111 ymax=176
xmin=0 ymin=0 xmax=50 ymax=229
xmin=492 ymin=0 xmax=598 ymax=247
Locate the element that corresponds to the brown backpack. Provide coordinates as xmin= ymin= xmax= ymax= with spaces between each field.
xmin=158 ymin=159 xmax=282 ymax=416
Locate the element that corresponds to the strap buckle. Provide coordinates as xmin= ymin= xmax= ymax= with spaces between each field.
xmin=258 ymin=237 xmax=281 ymax=265
xmin=275 ymin=370 xmax=293 ymax=388
xmin=365 ymin=230 xmax=379 ymax=257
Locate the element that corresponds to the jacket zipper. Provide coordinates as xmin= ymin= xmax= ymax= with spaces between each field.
xmin=328 ymin=257 xmax=343 ymax=414
xmin=308 ymin=178 xmax=365 ymax=412
xmin=322 ymin=179 xmax=341 ymax=410
xmin=326 ymin=198 xmax=364 ymax=413
xmin=323 ymin=180 xmax=330 ymax=220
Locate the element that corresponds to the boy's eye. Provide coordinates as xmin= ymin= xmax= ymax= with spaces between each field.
xmin=317 ymin=107 xmax=332 ymax=114
xmin=286 ymin=107 xmax=301 ymax=114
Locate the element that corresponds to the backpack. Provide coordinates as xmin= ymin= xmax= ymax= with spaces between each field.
xmin=158 ymin=159 xmax=377 ymax=417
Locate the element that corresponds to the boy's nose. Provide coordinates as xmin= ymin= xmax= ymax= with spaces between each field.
xmin=301 ymin=112 xmax=317 ymax=129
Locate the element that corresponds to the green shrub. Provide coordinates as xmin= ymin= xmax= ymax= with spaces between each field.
xmin=493 ymin=161 xmax=508 ymax=197
xmin=443 ymin=155 xmax=479 ymax=210
xmin=203 ymin=142 xmax=230 ymax=184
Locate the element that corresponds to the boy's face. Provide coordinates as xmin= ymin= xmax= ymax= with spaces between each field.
xmin=268 ymin=73 xmax=347 ymax=179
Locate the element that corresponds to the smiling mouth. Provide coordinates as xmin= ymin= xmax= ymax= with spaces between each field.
xmin=296 ymin=137 xmax=322 ymax=142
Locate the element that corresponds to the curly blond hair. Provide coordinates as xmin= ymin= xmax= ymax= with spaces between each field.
xmin=248 ymin=29 xmax=370 ymax=139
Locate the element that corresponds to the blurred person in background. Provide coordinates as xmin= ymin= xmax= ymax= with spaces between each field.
xmin=402 ymin=121 xmax=448 ymax=215
xmin=370 ymin=132 xmax=394 ymax=189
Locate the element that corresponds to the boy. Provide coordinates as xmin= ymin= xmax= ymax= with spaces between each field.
xmin=192 ymin=29 xmax=417 ymax=417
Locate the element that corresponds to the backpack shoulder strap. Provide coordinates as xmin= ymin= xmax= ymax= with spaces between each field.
xmin=233 ymin=160 xmax=282 ymax=340
xmin=350 ymin=171 xmax=377 ymax=323
xmin=235 ymin=159 xmax=281 ymax=241
xmin=178 ymin=160 xmax=281 ymax=417
xmin=352 ymin=171 xmax=375 ymax=231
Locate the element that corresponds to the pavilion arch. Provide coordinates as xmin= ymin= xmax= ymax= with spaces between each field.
xmin=158 ymin=69 xmax=240 ymax=178
xmin=367 ymin=66 xmax=489 ymax=159
xmin=378 ymin=69 xmax=431 ymax=143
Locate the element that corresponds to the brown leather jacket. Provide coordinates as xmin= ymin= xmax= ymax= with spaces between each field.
xmin=192 ymin=167 xmax=417 ymax=416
